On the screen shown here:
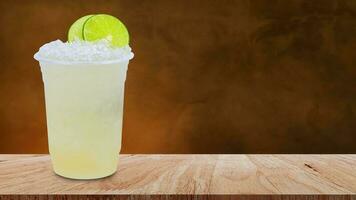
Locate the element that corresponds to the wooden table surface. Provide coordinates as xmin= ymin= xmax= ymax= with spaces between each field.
xmin=0 ymin=154 xmax=355 ymax=198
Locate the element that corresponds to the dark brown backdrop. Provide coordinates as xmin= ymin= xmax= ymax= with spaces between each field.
xmin=0 ymin=0 xmax=355 ymax=153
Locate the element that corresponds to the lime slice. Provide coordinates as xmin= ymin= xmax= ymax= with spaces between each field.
xmin=83 ymin=14 xmax=129 ymax=47
xmin=68 ymin=15 xmax=94 ymax=42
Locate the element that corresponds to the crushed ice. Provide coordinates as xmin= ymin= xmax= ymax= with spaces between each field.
xmin=34 ymin=40 xmax=133 ymax=64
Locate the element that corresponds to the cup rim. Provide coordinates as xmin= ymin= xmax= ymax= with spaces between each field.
xmin=34 ymin=52 xmax=134 ymax=65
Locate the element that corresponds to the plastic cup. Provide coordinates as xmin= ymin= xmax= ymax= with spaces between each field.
xmin=35 ymin=57 xmax=131 ymax=179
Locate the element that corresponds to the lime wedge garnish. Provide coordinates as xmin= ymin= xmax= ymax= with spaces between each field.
xmin=68 ymin=15 xmax=94 ymax=42
xmin=83 ymin=14 xmax=129 ymax=47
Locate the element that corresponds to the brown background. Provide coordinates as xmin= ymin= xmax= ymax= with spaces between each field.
xmin=0 ymin=0 xmax=355 ymax=154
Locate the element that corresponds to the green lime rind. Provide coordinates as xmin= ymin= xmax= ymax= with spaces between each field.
xmin=68 ymin=15 xmax=94 ymax=42
xmin=83 ymin=14 xmax=129 ymax=48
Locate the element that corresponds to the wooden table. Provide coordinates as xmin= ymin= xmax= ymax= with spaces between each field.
xmin=0 ymin=154 xmax=355 ymax=199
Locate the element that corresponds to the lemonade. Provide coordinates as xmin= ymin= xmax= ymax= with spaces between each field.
xmin=34 ymin=14 xmax=133 ymax=179
xmin=41 ymin=61 xmax=128 ymax=179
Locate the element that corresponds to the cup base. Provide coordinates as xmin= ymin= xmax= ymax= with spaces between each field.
xmin=53 ymin=168 xmax=117 ymax=180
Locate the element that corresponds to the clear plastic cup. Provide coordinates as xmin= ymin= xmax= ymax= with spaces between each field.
xmin=35 ymin=58 xmax=130 ymax=179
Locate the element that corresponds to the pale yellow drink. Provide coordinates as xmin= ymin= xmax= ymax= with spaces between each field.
xmin=39 ymin=60 xmax=129 ymax=179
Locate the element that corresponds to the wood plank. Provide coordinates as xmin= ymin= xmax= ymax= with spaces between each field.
xmin=0 ymin=195 xmax=355 ymax=200
xmin=0 ymin=195 xmax=356 ymax=200
xmin=0 ymin=154 xmax=43 ymax=162
xmin=0 ymin=154 xmax=355 ymax=196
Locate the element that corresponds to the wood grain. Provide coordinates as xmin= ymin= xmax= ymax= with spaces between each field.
xmin=0 ymin=154 xmax=43 ymax=162
xmin=0 ymin=154 xmax=355 ymax=197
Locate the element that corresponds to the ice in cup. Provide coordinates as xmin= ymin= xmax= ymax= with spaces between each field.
xmin=34 ymin=14 xmax=133 ymax=179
